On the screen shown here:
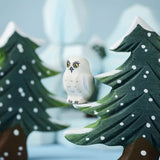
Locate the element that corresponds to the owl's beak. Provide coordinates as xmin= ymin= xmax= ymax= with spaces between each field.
xmin=69 ymin=67 xmax=74 ymax=73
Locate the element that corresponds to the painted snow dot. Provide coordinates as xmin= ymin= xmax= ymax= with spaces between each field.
xmin=100 ymin=136 xmax=105 ymax=140
xmin=38 ymin=97 xmax=43 ymax=102
xmin=117 ymin=80 xmax=122 ymax=84
xmin=19 ymin=69 xmax=23 ymax=74
xmin=115 ymin=95 xmax=118 ymax=98
xmin=131 ymin=86 xmax=136 ymax=91
xmin=120 ymin=122 xmax=124 ymax=126
xmin=10 ymin=60 xmax=14 ymax=64
xmin=19 ymin=108 xmax=23 ymax=113
xmin=8 ymin=107 xmax=13 ymax=112
xmin=13 ymin=129 xmax=20 ymax=136
xmin=0 ymin=72 xmax=4 ymax=76
xmin=18 ymin=88 xmax=23 ymax=93
xmin=106 ymin=109 xmax=110 ymax=113
xmin=3 ymin=152 xmax=9 ymax=157
xmin=143 ymin=75 xmax=147 ymax=79
xmin=38 ymin=72 xmax=42 ymax=76
xmin=31 ymin=59 xmax=36 ymax=64
xmin=120 ymin=103 xmax=124 ymax=106
xmin=142 ymin=134 xmax=146 ymax=138
xmin=30 ymin=80 xmax=35 ymax=85
xmin=33 ymin=108 xmax=38 ymax=113
xmin=21 ymin=92 xmax=25 ymax=97
xmin=131 ymin=114 xmax=135 ymax=117
xmin=144 ymin=89 xmax=148 ymax=93
xmin=0 ymin=157 xmax=4 ymax=160
xmin=151 ymin=115 xmax=156 ymax=120
xmin=17 ymin=44 xmax=24 ymax=53
xmin=121 ymin=137 xmax=125 ymax=141
xmin=17 ymin=152 xmax=21 ymax=156
xmin=147 ymin=32 xmax=151 ymax=37
xmin=28 ymin=97 xmax=33 ymax=102
xmin=141 ymin=45 xmax=146 ymax=49
xmin=47 ymin=126 xmax=51 ymax=130
xmin=0 ymin=87 xmax=3 ymax=92
xmin=0 ymin=102 xmax=3 ymax=107
xmin=132 ymin=65 xmax=136 ymax=70
xmin=47 ymin=70 xmax=51 ymax=74
xmin=144 ymin=49 xmax=148 ymax=52
xmin=85 ymin=138 xmax=90 ymax=141
xmin=7 ymin=94 xmax=12 ymax=99
xmin=148 ymin=98 xmax=153 ymax=102
xmin=21 ymin=65 xmax=27 ymax=70
xmin=146 ymin=123 xmax=151 ymax=128
xmin=18 ymin=146 xmax=23 ymax=151
xmin=141 ymin=150 xmax=147 ymax=156
xmin=146 ymin=71 xmax=149 ymax=74
xmin=94 ymin=111 xmax=98 ymax=115
xmin=5 ymin=79 xmax=10 ymax=85
xmin=33 ymin=125 xmax=38 ymax=130
xmin=16 ymin=114 xmax=21 ymax=120
xmin=158 ymin=59 xmax=160 ymax=63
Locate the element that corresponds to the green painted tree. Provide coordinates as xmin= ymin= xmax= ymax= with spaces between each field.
xmin=65 ymin=17 xmax=160 ymax=160
xmin=0 ymin=22 xmax=70 ymax=160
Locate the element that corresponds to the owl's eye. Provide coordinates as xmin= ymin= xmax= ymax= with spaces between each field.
xmin=73 ymin=62 xmax=79 ymax=68
xmin=67 ymin=61 xmax=70 ymax=68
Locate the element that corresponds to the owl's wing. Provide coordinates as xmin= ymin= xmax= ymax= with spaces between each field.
xmin=81 ymin=73 xmax=95 ymax=99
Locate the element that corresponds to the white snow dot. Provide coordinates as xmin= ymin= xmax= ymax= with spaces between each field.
xmin=47 ymin=70 xmax=51 ymax=74
xmin=28 ymin=96 xmax=33 ymax=102
xmin=33 ymin=108 xmax=38 ymax=113
xmin=18 ymin=87 xmax=23 ymax=93
xmin=18 ymin=146 xmax=23 ymax=151
xmin=143 ymin=75 xmax=147 ymax=79
xmin=146 ymin=71 xmax=149 ymax=74
xmin=21 ymin=65 xmax=27 ymax=70
xmin=16 ymin=114 xmax=21 ymax=120
xmin=7 ymin=94 xmax=12 ymax=99
xmin=141 ymin=45 xmax=146 ymax=49
xmin=19 ymin=108 xmax=23 ymax=113
xmin=10 ymin=60 xmax=14 ymax=64
xmin=31 ymin=59 xmax=36 ymax=64
xmin=30 ymin=80 xmax=35 ymax=85
xmin=38 ymin=97 xmax=43 ymax=103
xmin=148 ymin=98 xmax=153 ymax=102
xmin=100 ymin=136 xmax=105 ymax=140
xmin=33 ymin=125 xmax=38 ymax=130
xmin=146 ymin=123 xmax=151 ymax=128
xmin=131 ymin=114 xmax=135 ymax=117
xmin=147 ymin=32 xmax=151 ymax=37
xmin=120 ymin=103 xmax=124 ymax=106
xmin=144 ymin=49 xmax=148 ymax=52
xmin=0 ymin=72 xmax=4 ymax=76
xmin=106 ymin=109 xmax=110 ymax=113
xmin=5 ymin=79 xmax=10 ymax=85
xmin=8 ymin=107 xmax=13 ymax=112
xmin=21 ymin=92 xmax=25 ymax=97
xmin=47 ymin=126 xmax=51 ymax=130
xmin=132 ymin=65 xmax=136 ymax=70
xmin=17 ymin=44 xmax=24 ymax=53
xmin=0 ymin=157 xmax=4 ymax=160
xmin=151 ymin=115 xmax=156 ymax=120
xmin=18 ymin=69 xmax=23 ymax=74
xmin=117 ymin=80 xmax=122 ymax=84
xmin=120 ymin=122 xmax=124 ymax=126
xmin=13 ymin=129 xmax=20 ymax=136
xmin=144 ymin=89 xmax=148 ymax=93
xmin=94 ymin=110 xmax=98 ymax=115
xmin=141 ymin=150 xmax=147 ymax=156
xmin=0 ymin=87 xmax=3 ymax=92
xmin=131 ymin=86 xmax=136 ymax=91
xmin=38 ymin=72 xmax=42 ymax=76
xmin=121 ymin=137 xmax=125 ymax=141
xmin=17 ymin=152 xmax=22 ymax=156
xmin=3 ymin=152 xmax=9 ymax=157
xmin=85 ymin=137 xmax=90 ymax=141
xmin=0 ymin=102 xmax=3 ymax=107
xmin=115 ymin=95 xmax=118 ymax=98
xmin=158 ymin=59 xmax=160 ymax=63
xmin=142 ymin=134 xmax=146 ymax=138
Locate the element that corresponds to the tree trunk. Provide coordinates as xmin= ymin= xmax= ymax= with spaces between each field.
xmin=119 ymin=138 xmax=159 ymax=160
xmin=0 ymin=125 xmax=27 ymax=160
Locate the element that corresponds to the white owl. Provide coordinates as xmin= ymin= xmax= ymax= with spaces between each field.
xmin=63 ymin=57 xmax=95 ymax=104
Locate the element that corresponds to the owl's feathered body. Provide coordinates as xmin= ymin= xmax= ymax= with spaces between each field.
xmin=63 ymin=57 xmax=95 ymax=104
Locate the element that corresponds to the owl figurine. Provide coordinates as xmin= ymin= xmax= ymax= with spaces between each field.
xmin=63 ymin=57 xmax=95 ymax=104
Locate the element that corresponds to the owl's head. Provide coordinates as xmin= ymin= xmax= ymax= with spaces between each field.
xmin=65 ymin=57 xmax=91 ymax=74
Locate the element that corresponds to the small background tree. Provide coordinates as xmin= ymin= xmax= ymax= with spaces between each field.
xmin=0 ymin=22 xmax=70 ymax=160
xmin=65 ymin=17 xmax=160 ymax=160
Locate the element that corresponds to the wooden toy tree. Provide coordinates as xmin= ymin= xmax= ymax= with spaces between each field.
xmin=0 ymin=22 xmax=69 ymax=160
xmin=65 ymin=17 xmax=160 ymax=160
